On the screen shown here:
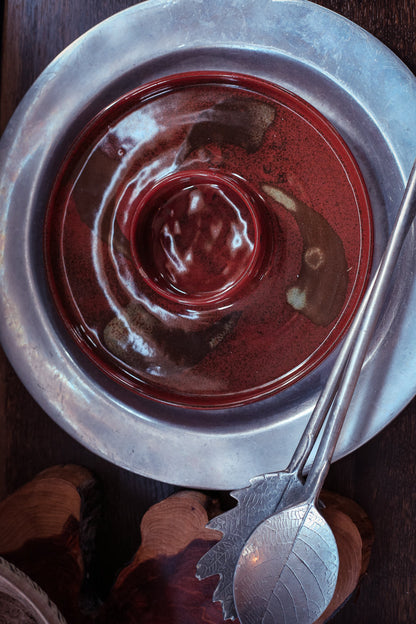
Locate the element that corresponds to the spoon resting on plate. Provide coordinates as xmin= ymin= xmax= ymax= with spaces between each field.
xmin=197 ymin=157 xmax=416 ymax=622
xmin=233 ymin=158 xmax=416 ymax=623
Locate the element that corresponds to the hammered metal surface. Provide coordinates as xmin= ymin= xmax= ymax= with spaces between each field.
xmin=234 ymin=503 xmax=339 ymax=624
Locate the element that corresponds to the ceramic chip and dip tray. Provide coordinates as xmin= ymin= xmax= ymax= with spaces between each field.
xmin=1 ymin=0 xmax=416 ymax=489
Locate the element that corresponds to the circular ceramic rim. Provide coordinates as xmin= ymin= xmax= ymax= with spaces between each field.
xmin=43 ymin=70 xmax=373 ymax=409
xmin=0 ymin=0 xmax=415 ymax=488
xmin=129 ymin=169 xmax=264 ymax=306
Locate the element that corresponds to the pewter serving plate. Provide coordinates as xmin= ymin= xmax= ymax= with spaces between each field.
xmin=1 ymin=0 xmax=416 ymax=489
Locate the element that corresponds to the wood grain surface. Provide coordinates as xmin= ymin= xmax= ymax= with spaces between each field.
xmin=1 ymin=1 xmax=416 ymax=622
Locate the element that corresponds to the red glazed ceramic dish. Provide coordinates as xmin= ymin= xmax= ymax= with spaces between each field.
xmin=44 ymin=72 xmax=373 ymax=408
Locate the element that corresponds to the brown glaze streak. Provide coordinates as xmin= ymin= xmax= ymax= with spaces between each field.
xmin=178 ymin=97 xmax=276 ymax=161
xmin=263 ymin=185 xmax=348 ymax=326
xmin=104 ymin=303 xmax=241 ymax=373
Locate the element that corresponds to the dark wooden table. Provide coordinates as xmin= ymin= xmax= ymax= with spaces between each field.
xmin=1 ymin=1 xmax=416 ymax=622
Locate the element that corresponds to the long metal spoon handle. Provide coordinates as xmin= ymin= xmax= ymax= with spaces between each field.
xmin=288 ymin=217 xmax=375 ymax=474
xmin=302 ymin=158 xmax=416 ymax=500
xmin=287 ymin=285 xmax=370 ymax=474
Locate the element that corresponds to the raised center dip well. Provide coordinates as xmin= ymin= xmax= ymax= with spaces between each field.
xmin=44 ymin=72 xmax=373 ymax=408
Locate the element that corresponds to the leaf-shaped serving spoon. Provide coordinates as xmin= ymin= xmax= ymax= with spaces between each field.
xmin=197 ymin=158 xmax=416 ymax=622
xmin=196 ymin=328 xmax=354 ymax=620
xmin=196 ymin=259 xmax=373 ymax=620
xmin=232 ymin=158 xmax=416 ymax=624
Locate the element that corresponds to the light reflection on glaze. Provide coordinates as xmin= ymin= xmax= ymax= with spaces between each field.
xmin=82 ymin=95 xmax=272 ymax=376
xmin=145 ymin=182 xmax=256 ymax=298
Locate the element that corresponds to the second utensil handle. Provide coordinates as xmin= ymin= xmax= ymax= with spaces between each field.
xmin=303 ymin=158 xmax=416 ymax=500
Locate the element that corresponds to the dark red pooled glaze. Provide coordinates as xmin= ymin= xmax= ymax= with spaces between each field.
xmin=44 ymin=72 xmax=373 ymax=408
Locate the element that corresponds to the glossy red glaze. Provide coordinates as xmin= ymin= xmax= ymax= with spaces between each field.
xmin=131 ymin=170 xmax=266 ymax=306
xmin=44 ymin=72 xmax=373 ymax=408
